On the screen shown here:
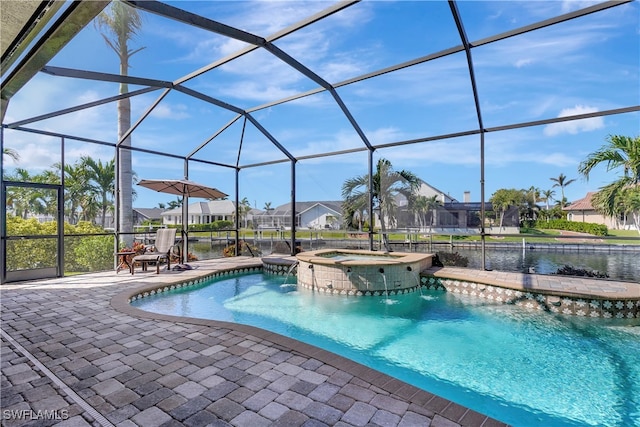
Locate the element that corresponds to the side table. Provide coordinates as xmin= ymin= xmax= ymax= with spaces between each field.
xmin=115 ymin=251 xmax=135 ymax=274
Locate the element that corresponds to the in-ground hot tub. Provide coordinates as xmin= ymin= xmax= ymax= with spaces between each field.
xmin=296 ymin=249 xmax=433 ymax=295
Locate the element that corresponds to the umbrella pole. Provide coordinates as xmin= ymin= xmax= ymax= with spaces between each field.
xmin=182 ymin=196 xmax=188 ymax=264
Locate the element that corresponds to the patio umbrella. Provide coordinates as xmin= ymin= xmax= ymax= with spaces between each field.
xmin=138 ymin=179 xmax=228 ymax=263
xmin=137 ymin=179 xmax=227 ymax=199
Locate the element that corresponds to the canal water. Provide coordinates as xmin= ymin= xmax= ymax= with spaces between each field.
xmin=187 ymin=238 xmax=640 ymax=283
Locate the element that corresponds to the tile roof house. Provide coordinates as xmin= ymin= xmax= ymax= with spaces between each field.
xmin=563 ymin=192 xmax=622 ymax=229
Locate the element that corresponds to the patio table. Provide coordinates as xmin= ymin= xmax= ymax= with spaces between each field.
xmin=115 ymin=251 xmax=135 ymax=275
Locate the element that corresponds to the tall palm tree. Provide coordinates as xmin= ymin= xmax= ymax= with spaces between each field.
xmin=550 ymin=173 xmax=576 ymax=208
xmin=95 ymin=0 xmax=144 ymax=244
xmin=342 ymin=158 xmax=420 ymax=250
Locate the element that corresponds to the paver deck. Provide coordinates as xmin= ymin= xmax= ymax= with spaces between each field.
xmin=2 ymin=257 xmax=638 ymax=427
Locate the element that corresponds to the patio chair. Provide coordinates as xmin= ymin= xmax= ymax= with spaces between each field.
xmin=133 ymin=228 xmax=177 ymax=274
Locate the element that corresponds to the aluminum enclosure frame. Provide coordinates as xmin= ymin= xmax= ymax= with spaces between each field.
xmin=1 ymin=0 xmax=639 ymax=280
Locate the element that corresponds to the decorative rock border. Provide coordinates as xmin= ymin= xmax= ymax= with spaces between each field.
xmin=128 ymin=265 xmax=262 ymax=302
xmin=421 ymin=275 xmax=640 ymax=319
xmin=262 ymin=257 xmax=297 ymax=276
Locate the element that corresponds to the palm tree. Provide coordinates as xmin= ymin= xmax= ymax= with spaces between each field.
xmin=579 ymin=135 xmax=640 ymax=186
xmin=489 ymin=188 xmax=523 ymax=229
xmin=342 ymin=158 xmax=420 ymax=250
xmin=581 ymin=135 xmax=640 ymax=233
xmin=541 ymin=189 xmax=555 ymax=211
xmin=166 ymin=197 xmax=182 ymax=210
xmin=3 ymin=147 xmax=19 ymax=162
xmin=550 ymin=173 xmax=576 ymax=208
xmin=82 ymin=156 xmax=115 ymax=227
xmin=238 ymin=197 xmax=252 ymax=228
xmin=54 ymin=162 xmax=92 ymax=224
xmin=95 ymin=0 xmax=145 ymax=244
xmin=263 ymin=202 xmax=273 ymax=227
xmin=525 ymin=186 xmax=541 ymax=221
xmin=5 ymin=169 xmax=34 ymax=218
xmin=413 ymin=195 xmax=440 ymax=230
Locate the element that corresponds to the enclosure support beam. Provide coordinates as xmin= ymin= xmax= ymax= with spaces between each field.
xmin=291 ymin=161 xmax=297 ymax=257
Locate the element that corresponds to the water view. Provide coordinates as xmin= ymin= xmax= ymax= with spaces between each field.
xmin=186 ymin=240 xmax=640 ymax=282
xmin=131 ymin=273 xmax=640 ymax=427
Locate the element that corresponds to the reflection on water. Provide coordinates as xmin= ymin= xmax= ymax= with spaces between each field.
xmin=451 ymin=248 xmax=640 ymax=282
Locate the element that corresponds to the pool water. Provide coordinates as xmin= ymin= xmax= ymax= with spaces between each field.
xmin=131 ymin=273 xmax=640 ymax=427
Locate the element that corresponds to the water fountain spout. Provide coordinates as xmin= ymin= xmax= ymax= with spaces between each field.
xmin=379 ymin=268 xmax=392 ymax=303
xmin=281 ymin=261 xmax=298 ymax=288
xmin=408 ymin=268 xmax=424 ymax=297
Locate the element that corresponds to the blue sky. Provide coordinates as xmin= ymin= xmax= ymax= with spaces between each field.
xmin=3 ymin=0 xmax=639 ymax=211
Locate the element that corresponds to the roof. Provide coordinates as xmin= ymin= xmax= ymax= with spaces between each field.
xmin=563 ymin=192 xmax=596 ymax=211
xmin=258 ymin=201 xmax=343 ymax=217
xmin=133 ymin=207 xmax=163 ymax=220
xmin=161 ymin=200 xmax=236 ymax=216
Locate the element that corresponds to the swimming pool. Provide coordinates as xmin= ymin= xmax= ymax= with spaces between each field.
xmin=130 ymin=272 xmax=640 ymax=427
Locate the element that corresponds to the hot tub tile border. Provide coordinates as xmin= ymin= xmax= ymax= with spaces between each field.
xmin=422 ymin=274 xmax=639 ymax=318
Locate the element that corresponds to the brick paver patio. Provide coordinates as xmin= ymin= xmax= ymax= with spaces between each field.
xmin=1 ymin=257 xmax=517 ymax=426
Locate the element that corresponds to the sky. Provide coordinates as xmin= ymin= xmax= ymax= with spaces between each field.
xmin=2 ymin=0 xmax=639 ymax=211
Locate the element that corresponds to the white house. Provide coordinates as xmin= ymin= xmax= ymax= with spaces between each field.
xmin=254 ymin=201 xmax=344 ymax=230
xmin=161 ymin=200 xmax=237 ymax=226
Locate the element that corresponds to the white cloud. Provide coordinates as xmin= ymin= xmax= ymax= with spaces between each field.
xmin=150 ymin=103 xmax=190 ymax=120
xmin=543 ymin=105 xmax=604 ymax=136
xmin=514 ymin=58 xmax=533 ymax=68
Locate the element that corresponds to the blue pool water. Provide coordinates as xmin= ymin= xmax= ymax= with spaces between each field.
xmin=131 ymin=273 xmax=640 ymax=427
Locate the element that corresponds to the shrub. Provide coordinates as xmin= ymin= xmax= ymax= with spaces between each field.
xmin=553 ymin=265 xmax=609 ymax=278
xmin=6 ymin=216 xmax=116 ymax=273
xmin=436 ymin=251 xmax=469 ymax=267
xmin=531 ymin=219 xmax=608 ymax=236
xmin=223 ymin=240 xmax=262 ymax=257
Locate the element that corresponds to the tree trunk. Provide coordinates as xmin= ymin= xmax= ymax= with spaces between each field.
xmin=118 ymin=55 xmax=133 ymax=246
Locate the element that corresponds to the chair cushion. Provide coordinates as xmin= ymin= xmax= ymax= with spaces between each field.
xmin=133 ymin=254 xmax=165 ymax=262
